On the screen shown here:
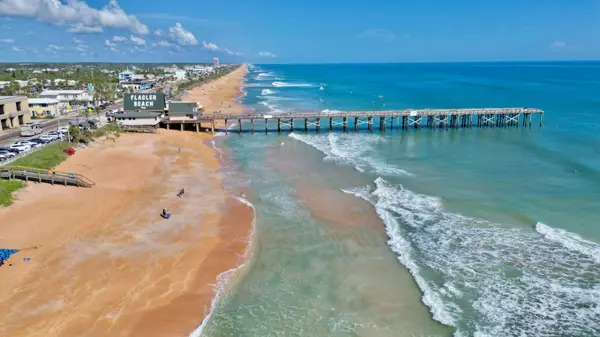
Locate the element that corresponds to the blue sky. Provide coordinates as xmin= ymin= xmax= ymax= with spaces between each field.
xmin=0 ymin=0 xmax=599 ymax=63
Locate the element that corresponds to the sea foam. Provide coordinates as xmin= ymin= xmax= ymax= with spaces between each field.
xmin=261 ymin=89 xmax=276 ymax=96
xmin=289 ymin=132 xmax=413 ymax=176
xmin=344 ymin=177 xmax=600 ymax=336
xmin=272 ymin=81 xmax=314 ymax=88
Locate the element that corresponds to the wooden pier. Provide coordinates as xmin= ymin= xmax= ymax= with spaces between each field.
xmin=0 ymin=166 xmax=95 ymax=188
xmin=162 ymin=108 xmax=544 ymax=134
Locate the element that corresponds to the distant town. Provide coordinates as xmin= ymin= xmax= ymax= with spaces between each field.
xmin=0 ymin=57 xmax=234 ymax=121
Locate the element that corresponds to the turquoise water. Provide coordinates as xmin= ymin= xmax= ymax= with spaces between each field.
xmin=197 ymin=62 xmax=600 ymax=336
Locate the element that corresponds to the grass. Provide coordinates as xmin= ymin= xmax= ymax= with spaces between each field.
xmin=1 ymin=141 xmax=71 ymax=207
xmin=10 ymin=141 xmax=71 ymax=170
xmin=0 ymin=180 xmax=25 ymax=206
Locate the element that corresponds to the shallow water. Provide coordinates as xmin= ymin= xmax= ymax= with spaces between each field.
xmin=198 ymin=62 xmax=600 ymax=336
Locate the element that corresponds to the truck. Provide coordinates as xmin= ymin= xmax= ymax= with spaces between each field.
xmin=20 ymin=122 xmax=43 ymax=137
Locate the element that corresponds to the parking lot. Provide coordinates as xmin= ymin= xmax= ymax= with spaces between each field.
xmin=0 ymin=128 xmax=69 ymax=165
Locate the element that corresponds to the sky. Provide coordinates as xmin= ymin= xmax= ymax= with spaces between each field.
xmin=0 ymin=0 xmax=599 ymax=64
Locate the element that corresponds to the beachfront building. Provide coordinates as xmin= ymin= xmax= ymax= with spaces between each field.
xmin=39 ymin=90 xmax=93 ymax=103
xmin=213 ymin=58 xmax=220 ymax=66
xmin=115 ymin=112 xmax=163 ymax=127
xmin=166 ymin=101 xmax=203 ymax=122
xmin=174 ymin=70 xmax=187 ymax=80
xmin=119 ymin=70 xmax=134 ymax=83
xmin=28 ymin=98 xmax=67 ymax=117
xmin=0 ymin=95 xmax=32 ymax=131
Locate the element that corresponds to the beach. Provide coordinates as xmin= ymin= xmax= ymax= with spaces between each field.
xmin=0 ymin=65 xmax=251 ymax=337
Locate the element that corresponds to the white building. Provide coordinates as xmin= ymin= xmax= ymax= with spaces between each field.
xmin=174 ymin=70 xmax=187 ymax=80
xmin=115 ymin=112 xmax=163 ymax=127
xmin=28 ymin=98 xmax=67 ymax=117
xmin=39 ymin=90 xmax=93 ymax=103
xmin=213 ymin=58 xmax=219 ymax=66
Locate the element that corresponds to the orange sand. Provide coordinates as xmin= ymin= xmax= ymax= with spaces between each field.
xmin=0 ymin=66 xmax=251 ymax=337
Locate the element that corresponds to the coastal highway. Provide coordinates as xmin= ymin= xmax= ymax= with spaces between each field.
xmin=0 ymin=103 xmax=123 ymax=147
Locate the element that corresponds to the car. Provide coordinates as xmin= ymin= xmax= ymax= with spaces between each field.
xmin=48 ymin=132 xmax=66 ymax=139
xmin=57 ymin=127 xmax=69 ymax=133
xmin=0 ymin=146 xmax=19 ymax=154
xmin=40 ymin=135 xmax=59 ymax=142
xmin=30 ymin=138 xmax=50 ymax=145
xmin=14 ymin=140 xmax=42 ymax=148
xmin=0 ymin=150 xmax=16 ymax=158
xmin=9 ymin=144 xmax=31 ymax=152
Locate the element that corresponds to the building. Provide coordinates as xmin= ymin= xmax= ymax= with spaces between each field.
xmin=115 ymin=112 xmax=163 ymax=127
xmin=0 ymin=96 xmax=32 ymax=131
xmin=213 ymin=58 xmax=219 ymax=66
xmin=39 ymin=90 xmax=93 ymax=103
xmin=119 ymin=70 xmax=135 ymax=83
xmin=174 ymin=70 xmax=187 ymax=80
xmin=28 ymin=98 xmax=66 ymax=117
xmin=166 ymin=101 xmax=203 ymax=122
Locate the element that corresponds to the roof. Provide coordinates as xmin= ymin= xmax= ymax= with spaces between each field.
xmin=117 ymin=112 xmax=163 ymax=119
xmin=168 ymin=101 xmax=202 ymax=115
xmin=28 ymin=98 xmax=60 ymax=105
xmin=40 ymin=90 xmax=86 ymax=96
xmin=0 ymin=95 xmax=27 ymax=103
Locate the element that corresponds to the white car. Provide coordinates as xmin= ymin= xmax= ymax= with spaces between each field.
xmin=9 ymin=144 xmax=31 ymax=152
xmin=40 ymin=135 xmax=59 ymax=142
xmin=0 ymin=151 xmax=16 ymax=158
xmin=57 ymin=127 xmax=69 ymax=133
xmin=14 ymin=141 xmax=42 ymax=148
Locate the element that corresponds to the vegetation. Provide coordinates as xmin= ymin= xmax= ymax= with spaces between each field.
xmin=10 ymin=141 xmax=71 ymax=170
xmin=0 ymin=180 xmax=25 ymax=206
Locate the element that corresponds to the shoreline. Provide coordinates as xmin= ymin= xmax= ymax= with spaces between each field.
xmin=0 ymin=65 xmax=253 ymax=337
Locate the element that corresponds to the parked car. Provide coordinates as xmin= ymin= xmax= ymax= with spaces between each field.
xmin=9 ymin=144 xmax=31 ymax=152
xmin=30 ymin=138 xmax=50 ymax=145
xmin=57 ymin=127 xmax=69 ymax=133
xmin=14 ymin=140 xmax=42 ymax=149
xmin=0 ymin=150 xmax=16 ymax=159
xmin=0 ymin=146 xmax=19 ymax=154
xmin=47 ymin=131 xmax=66 ymax=139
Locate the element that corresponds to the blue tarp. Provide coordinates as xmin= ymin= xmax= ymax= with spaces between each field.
xmin=0 ymin=249 xmax=19 ymax=261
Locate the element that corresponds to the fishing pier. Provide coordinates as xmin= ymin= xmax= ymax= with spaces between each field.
xmin=164 ymin=107 xmax=544 ymax=134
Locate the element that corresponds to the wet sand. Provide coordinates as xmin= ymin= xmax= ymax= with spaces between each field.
xmin=0 ymin=66 xmax=252 ymax=337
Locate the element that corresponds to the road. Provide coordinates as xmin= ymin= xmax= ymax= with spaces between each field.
xmin=0 ymin=103 xmax=123 ymax=147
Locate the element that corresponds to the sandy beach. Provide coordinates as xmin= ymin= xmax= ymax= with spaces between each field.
xmin=0 ymin=65 xmax=251 ymax=337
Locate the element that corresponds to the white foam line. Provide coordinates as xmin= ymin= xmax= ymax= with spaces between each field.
xmin=535 ymin=222 xmax=600 ymax=264
xmin=187 ymin=195 xmax=257 ymax=337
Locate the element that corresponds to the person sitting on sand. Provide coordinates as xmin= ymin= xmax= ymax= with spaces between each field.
xmin=162 ymin=208 xmax=168 ymax=217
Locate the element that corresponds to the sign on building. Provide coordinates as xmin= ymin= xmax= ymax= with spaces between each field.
xmin=124 ymin=93 xmax=165 ymax=111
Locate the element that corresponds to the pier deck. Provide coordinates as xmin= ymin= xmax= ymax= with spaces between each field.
xmin=163 ymin=107 xmax=544 ymax=134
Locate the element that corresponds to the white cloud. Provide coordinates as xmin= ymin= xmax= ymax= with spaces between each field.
xmin=67 ymin=23 xmax=103 ymax=33
xmin=550 ymin=41 xmax=567 ymax=50
xmin=258 ymin=51 xmax=277 ymax=58
xmin=74 ymin=44 xmax=88 ymax=52
xmin=11 ymin=45 xmax=22 ymax=52
xmin=0 ymin=0 xmax=149 ymax=34
xmin=168 ymin=22 xmax=197 ymax=46
xmin=105 ymin=39 xmax=116 ymax=47
xmin=129 ymin=35 xmax=145 ymax=45
xmin=112 ymin=35 xmax=127 ymax=42
xmin=224 ymin=48 xmax=243 ymax=56
xmin=0 ymin=38 xmax=14 ymax=43
xmin=202 ymin=41 xmax=219 ymax=51
xmin=154 ymin=29 xmax=163 ymax=37
xmin=47 ymin=44 xmax=64 ymax=50
xmin=356 ymin=28 xmax=396 ymax=42
xmin=73 ymin=38 xmax=84 ymax=44
xmin=152 ymin=40 xmax=173 ymax=48
xmin=109 ymin=46 xmax=119 ymax=53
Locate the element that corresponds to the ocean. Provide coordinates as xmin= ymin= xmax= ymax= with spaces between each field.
xmin=196 ymin=62 xmax=600 ymax=336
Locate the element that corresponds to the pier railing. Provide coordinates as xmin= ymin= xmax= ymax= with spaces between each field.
xmin=0 ymin=166 xmax=95 ymax=188
xmin=161 ymin=107 xmax=544 ymax=134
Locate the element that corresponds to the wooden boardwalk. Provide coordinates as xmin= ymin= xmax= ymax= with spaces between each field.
xmin=163 ymin=107 xmax=544 ymax=134
xmin=0 ymin=166 xmax=95 ymax=188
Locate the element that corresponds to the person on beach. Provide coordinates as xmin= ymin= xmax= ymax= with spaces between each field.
xmin=52 ymin=168 xmax=56 ymax=175
xmin=177 ymin=188 xmax=185 ymax=197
